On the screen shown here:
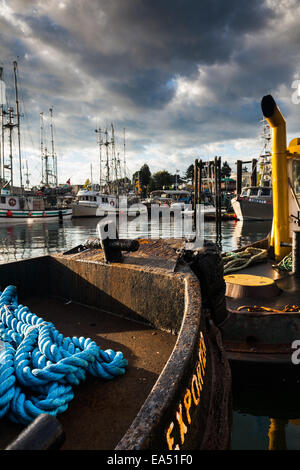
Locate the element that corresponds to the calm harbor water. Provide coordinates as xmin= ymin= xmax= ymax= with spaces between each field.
xmin=0 ymin=216 xmax=299 ymax=450
xmin=0 ymin=217 xmax=272 ymax=262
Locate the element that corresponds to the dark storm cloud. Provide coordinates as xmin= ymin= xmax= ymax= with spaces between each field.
xmin=10 ymin=0 xmax=274 ymax=110
xmin=79 ymin=0 xmax=274 ymax=108
xmin=1 ymin=0 xmax=300 ymax=184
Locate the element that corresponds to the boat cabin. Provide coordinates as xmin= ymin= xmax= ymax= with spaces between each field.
xmin=240 ymin=186 xmax=272 ymax=199
xmin=75 ymin=190 xmax=117 ymax=207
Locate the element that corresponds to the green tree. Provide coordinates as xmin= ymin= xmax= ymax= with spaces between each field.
xmin=152 ymin=170 xmax=172 ymax=189
xmin=221 ymin=161 xmax=232 ymax=178
xmin=185 ymin=164 xmax=194 ymax=182
xmin=139 ymin=164 xmax=151 ymax=186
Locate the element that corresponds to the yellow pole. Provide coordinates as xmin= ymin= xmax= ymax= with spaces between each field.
xmin=268 ymin=418 xmax=288 ymax=450
xmin=261 ymin=95 xmax=290 ymax=260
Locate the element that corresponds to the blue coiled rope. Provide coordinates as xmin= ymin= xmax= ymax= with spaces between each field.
xmin=0 ymin=285 xmax=128 ymax=425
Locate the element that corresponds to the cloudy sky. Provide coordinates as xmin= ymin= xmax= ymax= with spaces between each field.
xmin=1 ymin=0 xmax=300 ymax=187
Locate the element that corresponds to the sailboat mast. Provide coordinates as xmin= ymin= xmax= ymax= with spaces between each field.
xmin=13 ymin=61 xmax=23 ymax=192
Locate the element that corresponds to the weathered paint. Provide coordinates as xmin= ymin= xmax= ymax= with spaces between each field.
xmin=165 ymin=332 xmax=206 ymax=450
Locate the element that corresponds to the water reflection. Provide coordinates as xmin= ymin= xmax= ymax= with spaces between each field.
xmin=0 ymin=217 xmax=273 ymax=264
xmin=232 ymin=378 xmax=300 ymax=450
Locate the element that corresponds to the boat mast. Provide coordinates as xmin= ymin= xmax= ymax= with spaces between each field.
xmin=44 ymin=146 xmax=49 ymax=186
xmin=49 ymin=106 xmax=57 ymax=186
xmin=104 ymin=128 xmax=110 ymax=192
xmin=123 ymin=127 xmax=126 ymax=180
xmin=111 ymin=123 xmax=118 ymax=193
xmin=95 ymin=127 xmax=103 ymax=191
xmin=4 ymin=107 xmax=15 ymax=190
xmin=40 ymin=112 xmax=44 ymax=184
xmin=13 ymin=61 xmax=23 ymax=192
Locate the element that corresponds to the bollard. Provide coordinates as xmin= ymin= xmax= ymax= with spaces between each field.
xmin=97 ymin=218 xmax=139 ymax=262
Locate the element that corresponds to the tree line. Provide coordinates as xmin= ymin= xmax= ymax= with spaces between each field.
xmin=133 ymin=161 xmax=233 ymax=195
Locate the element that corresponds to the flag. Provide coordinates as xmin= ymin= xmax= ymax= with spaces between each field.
xmin=66 ymin=178 xmax=71 ymax=185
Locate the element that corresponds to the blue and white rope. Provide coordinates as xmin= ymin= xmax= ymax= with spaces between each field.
xmin=0 ymin=285 xmax=128 ymax=424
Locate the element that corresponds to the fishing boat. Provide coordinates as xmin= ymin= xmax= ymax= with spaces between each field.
xmin=231 ymin=121 xmax=273 ymax=221
xmin=72 ymin=125 xmax=134 ymax=219
xmin=72 ymin=188 xmax=118 ymax=217
xmin=0 ymin=188 xmax=72 ymax=223
xmin=231 ymin=186 xmax=273 ymax=221
xmin=220 ymin=94 xmax=300 ymax=385
xmin=0 ymin=227 xmax=232 ymax=450
xmin=0 ymin=63 xmax=72 ymax=222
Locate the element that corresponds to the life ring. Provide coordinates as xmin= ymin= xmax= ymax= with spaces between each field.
xmin=8 ymin=198 xmax=16 ymax=207
xmin=6 ymin=210 xmax=13 ymax=217
xmin=110 ymin=200 xmax=115 ymax=206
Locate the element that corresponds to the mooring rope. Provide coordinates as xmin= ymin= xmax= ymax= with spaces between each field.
xmin=222 ymin=247 xmax=268 ymax=274
xmin=0 ymin=286 xmax=128 ymax=425
xmin=272 ymin=252 xmax=292 ymax=272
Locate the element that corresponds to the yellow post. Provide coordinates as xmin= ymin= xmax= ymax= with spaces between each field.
xmin=261 ymin=95 xmax=290 ymax=260
xmin=268 ymin=418 xmax=287 ymax=450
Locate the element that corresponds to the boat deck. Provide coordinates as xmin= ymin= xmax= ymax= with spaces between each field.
xmin=225 ymin=259 xmax=300 ymax=312
xmin=222 ymin=256 xmax=300 ymax=382
xmin=0 ymin=296 xmax=177 ymax=450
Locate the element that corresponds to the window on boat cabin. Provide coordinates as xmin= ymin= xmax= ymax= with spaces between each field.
xmin=102 ymin=197 xmax=108 ymax=203
xmin=0 ymin=196 xmax=5 ymax=204
xmin=259 ymin=188 xmax=271 ymax=196
xmin=249 ymin=188 xmax=259 ymax=196
xmin=241 ymin=189 xmax=249 ymax=196
xmin=292 ymin=160 xmax=300 ymax=196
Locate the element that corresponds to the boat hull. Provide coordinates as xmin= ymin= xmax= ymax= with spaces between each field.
xmin=231 ymin=197 xmax=273 ymax=221
xmin=0 ymin=208 xmax=72 ymax=223
xmin=72 ymin=203 xmax=117 ymax=218
xmin=1 ymin=239 xmax=232 ymax=450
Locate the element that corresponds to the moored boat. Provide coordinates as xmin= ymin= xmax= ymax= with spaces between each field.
xmin=231 ymin=186 xmax=273 ymax=221
xmin=72 ymin=188 xmax=118 ymax=217
xmin=0 ymin=189 xmax=72 ymax=223
xmin=220 ymin=95 xmax=300 ymax=385
xmin=0 ymin=235 xmax=232 ymax=450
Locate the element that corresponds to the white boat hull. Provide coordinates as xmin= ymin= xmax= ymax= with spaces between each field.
xmin=0 ymin=208 xmax=73 ymax=223
xmin=72 ymin=204 xmax=118 ymax=218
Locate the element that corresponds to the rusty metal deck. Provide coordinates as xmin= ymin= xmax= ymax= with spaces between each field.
xmin=0 ymin=296 xmax=177 ymax=450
